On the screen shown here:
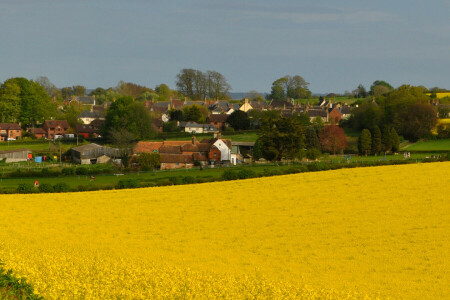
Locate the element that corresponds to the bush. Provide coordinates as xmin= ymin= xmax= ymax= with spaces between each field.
xmin=53 ymin=182 xmax=70 ymax=193
xmin=306 ymin=148 xmax=321 ymax=160
xmin=38 ymin=183 xmax=54 ymax=193
xmin=17 ymin=183 xmax=34 ymax=193
xmin=62 ymin=167 xmax=76 ymax=175
xmin=237 ymin=169 xmax=256 ymax=179
xmin=182 ymin=176 xmax=196 ymax=184
xmin=75 ymin=166 xmax=89 ymax=175
xmin=222 ymin=169 xmax=239 ymax=180
xmin=116 ymin=179 xmax=139 ymax=189
xmin=156 ymin=179 xmax=173 ymax=186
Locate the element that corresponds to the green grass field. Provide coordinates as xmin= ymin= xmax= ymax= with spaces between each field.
xmin=0 ymin=140 xmax=87 ymax=152
xmin=402 ymin=139 xmax=450 ymax=151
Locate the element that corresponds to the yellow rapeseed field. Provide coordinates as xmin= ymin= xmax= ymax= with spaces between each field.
xmin=0 ymin=162 xmax=449 ymax=299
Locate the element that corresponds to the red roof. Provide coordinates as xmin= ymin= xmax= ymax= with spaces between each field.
xmin=42 ymin=120 xmax=69 ymax=130
xmin=0 ymin=123 xmax=21 ymax=130
xmin=160 ymin=154 xmax=193 ymax=163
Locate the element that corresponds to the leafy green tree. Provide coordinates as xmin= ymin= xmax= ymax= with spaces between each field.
xmin=168 ymin=109 xmax=183 ymax=121
xmin=348 ymin=102 xmax=383 ymax=131
xmin=358 ymin=129 xmax=372 ymax=156
xmin=252 ymin=139 xmax=262 ymax=160
xmin=103 ymin=96 xmax=156 ymax=140
xmin=137 ymin=153 xmax=161 ymax=171
xmin=36 ymin=76 xmax=60 ymax=98
xmin=353 ymin=84 xmax=367 ymax=98
xmin=206 ymin=70 xmax=231 ymax=99
xmin=305 ymin=126 xmax=321 ymax=150
xmin=226 ymin=110 xmax=250 ymax=130
xmin=370 ymin=80 xmax=393 ymax=96
xmin=257 ymin=117 xmax=305 ymax=161
xmin=72 ymin=85 xmax=86 ymax=96
xmin=381 ymin=125 xmax=393 ymax=153
xmin=155 ymin=83 xmax=171 ymax=101
xmin=115 ymin=81 xmax=152 ymax=99
xmin=5 ymin=78 xmax=56 ymax=127
xmin=371 ymin=125 xmax=382 ymax=155
xmin=182 ymin=104 xmax=207 ymax=123
xmin=311 ymin=116 xmax=325 ymax=135
xmin=268 ymin=75 xmax=310 ymax=101
xmin=391 ymin=128 xmax=400 ymax=152
xmin=400 ymin=103 xmax=437 ymax=141
xmin=0 ymin=80 xmax=21 ymax=122
xmin=60 ymin=102 xmax=83 ymax=128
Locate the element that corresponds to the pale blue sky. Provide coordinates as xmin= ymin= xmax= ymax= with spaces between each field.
xmin=1 ymin=0 xmax=449 ymax=94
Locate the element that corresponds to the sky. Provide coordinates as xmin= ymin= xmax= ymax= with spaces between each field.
xmin=1 ymin=0 xmax=449 ymax=94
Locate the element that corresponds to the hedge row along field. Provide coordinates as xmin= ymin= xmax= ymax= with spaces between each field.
xmin=0 ymin=162 xmax=449 ymax=299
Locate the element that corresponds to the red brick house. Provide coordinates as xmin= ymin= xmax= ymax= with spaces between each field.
xmin=42 ymin=120 xmax=70 ymax=139
xmin=0 ymin=123 xmax=22 ymax=141
xmin=134 ymin=136 xmax=231 ymax=170
xmin=28 ymin=128 xmax=46 ymax=139
xmin=207 ymin=114 xmax=229 ymax=130
xmin=328 ymin=107 xmax=343 ymax=124
xmin=75 ymin=119 xmax=104 ymax=138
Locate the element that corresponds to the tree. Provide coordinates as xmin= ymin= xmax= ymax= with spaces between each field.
xmin=371 ymin=125 xmax=382 ymax=155
xmin=182 ymin=104 xmax=207 ymax=123
xmin=0 ymin=80 xmax=21 ymax=122
xmin=103 ymin=96 xmax=156 ymax=140
xmin=348 ymin=102 xmax=383 ymax=131
xmin=305 ymin=126 xmax=321 ymax=150
xmin=370 ymin=80 xmax=393 ymax=96
xmin=391 ymin=127 xmax=400 ymax=152
xmin=353 ymin=84 xmax=367 ymax=98
xmin=115 ymin=81 xmax=152 ymax=99
xmin=108 ymin=128 xmax=136 ymax=167
xmin=245 ymin=90 xmax=264 ymax=101
xmin=35 ymin=76 xmax=60 ymax=98
xmin=268 ymin=75 xmax=310 ymax=101
xmin=72 ymin=85 xmax=86 ymax=96
xmin=227 ymin=110 xmax=250 ymax=130
xmin=155 ymin=83 xmax=171 ymax=101
xmin=319 ymin=125 xmax=348 ymax=154
xmin=137 ymin=153 xmax=161 ymax=171
xmin=60 ymin=102 xmax=83 ymax=128
xmin=400 ymin=103 xmax=437 ymax=141
xmin=381 ymin=125 xmax=392 ymax=153
xmin=358 ymin=129 xmax=372 ymax=156
xmin=257 ymin=117 xmax=305 ymax=161
xmin=206 ymin=70 xmax=231 ymax=99
xmin=4 ymin=78 xmax=56 ymax=127
xmin=168 ymin=109 xmax=183 ymax=121
xmin=176 ymin=68 xmax=229 ymax=100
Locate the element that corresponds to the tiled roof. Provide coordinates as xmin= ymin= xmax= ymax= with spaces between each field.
xmin=160 ymin=154 xmax=193 ymax=163
xmin=28 ymin=127 xmax=45 ymax=134
xmin=307 ymin=109 xmax=328 ymax=117
xmin=159 ymin=145 xmax=182 ymax=154
xmin=78 ymin=110 xmax=104 ymax=118
xmin=0 ymin=123 xmax=21 ymax=130
xmin=42 ymin=120 xmax=69 ymax=130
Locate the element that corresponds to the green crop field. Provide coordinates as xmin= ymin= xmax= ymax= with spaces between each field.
xmin=402 ymin=139 xmax=450 ymax=151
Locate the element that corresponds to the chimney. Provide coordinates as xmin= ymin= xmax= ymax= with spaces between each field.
xmin=244 ymin=98 xmax=249 ymax=104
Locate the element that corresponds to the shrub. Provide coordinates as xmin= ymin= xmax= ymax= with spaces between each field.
xmin=53 ymin=182 xmax=70 ymax=193
xmin=237 ymin=169 xmax=256 ymax=179
xmin=222 ymin=169 xmax=239 ymax=180
xmin=156 ymin=179 xmax=173 ymax=186
xmin=182 ymin=176 xmax=196 ymax=184
xmin=17 ymin=183 xmax=34 ymax=194
xmin=62 ymin=167 xmax=76 ymax=175
xmin=38 ymin=183 xmax=54 ymax=193
xmin=306 ymin=148 xmax=321 ymax=160
xmin=75 ymin=166 xmax=89 ymax=175
xmin=116 ymin=179 xmax=139 ymax=189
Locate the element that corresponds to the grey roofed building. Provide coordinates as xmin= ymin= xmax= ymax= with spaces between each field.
xmin=78 ymin=110 xmax=105 ymax=119
xmin=70 ymin=96 xmax=96 ymax=105
xmin=0 ymin=149 xmax=31 ymax=163
xmin=70 ymin=143 xmax=119 ymax=164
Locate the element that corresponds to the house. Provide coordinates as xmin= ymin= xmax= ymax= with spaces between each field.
xmin=0 ymin=149 xmax=32 ymax=163
xmin=69 ymin=96 xmax=96 ymax=106
xmin=0 ymin=123 xmax=22 ymax=141
xmin=307 ymin=109 xmax=328 ymax=123
xmin=70 ymin=143 xmax=119 ymax=164
xmin=207 ymin=114 xmax=229 ymax=130
xmin=78 ymin=110 xmax=105 ymax=124
xmin=28 ymin=127 xmax=46 ymax=139
xmin=75 ymin=119 xmax=104 ymax=138
xmin=184 ymin=122 xmax=218 ymax=134
xmin=231 ymin=141 xmax=255 ymax=165
xmin=134 ymin=135 xmax=232 ymax=170
xmin=328 ymin=107 xmax=343 ymax=124
xmin=269 ymin=100 xmax=295 ymax=110
xmin=339 ymin=106 xmax=352 ymax=120
xmin=42 ymin=120 xmax=70 ymax=139
xmin=239 ymin=98 xmax=253 ymax=112
xmin=250 ymin=100 xmax=268 ymax=111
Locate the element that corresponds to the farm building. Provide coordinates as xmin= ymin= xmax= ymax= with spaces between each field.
xmin=0 ymin=149 xmax=32 ymax=163
xmin=70 ymin=143 xmax=119 ymax=164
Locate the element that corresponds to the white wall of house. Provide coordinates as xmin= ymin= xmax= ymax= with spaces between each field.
xmin=185 ymin=127 xmax=204 ymax=134
xmin=213 ymin=139 xmax=231 ymax=161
